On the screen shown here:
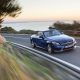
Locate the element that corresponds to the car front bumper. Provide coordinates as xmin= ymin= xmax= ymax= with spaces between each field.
xmin=52 ymin=43 xmax=76 ymax=52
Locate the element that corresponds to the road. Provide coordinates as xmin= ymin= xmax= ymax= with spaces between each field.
xmin=2 ymin=34 xmax=80 ymax=67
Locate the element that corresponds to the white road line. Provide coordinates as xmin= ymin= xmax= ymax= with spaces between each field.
xmin=76 ymin=46 xmax=80 ymax=48
xmin=4 ymin=36 xmax=29 ymax=40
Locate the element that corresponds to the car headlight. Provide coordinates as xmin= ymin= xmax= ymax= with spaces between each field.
xmin=52 ymin=42 xmax=60 ymax=46
xmin=72 ymin=38 xmax=76 ymax=44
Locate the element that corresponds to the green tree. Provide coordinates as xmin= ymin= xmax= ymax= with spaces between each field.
xmin=0 ymin=0 xmax=21 ymax=27
xmin=54 ymin=21 xmax=80 ymax=31
xmin=19 ymin=29 xmax=38 ymax=34
xmin=1 ymin=27 xmax=17 ymax=33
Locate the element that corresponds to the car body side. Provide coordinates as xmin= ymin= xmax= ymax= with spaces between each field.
xmin=30 ymin=30 xmax=76 ymax=52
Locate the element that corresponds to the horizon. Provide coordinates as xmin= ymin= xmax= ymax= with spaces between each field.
xmin=3 ymin=19 xmax=79 ymax=23
xmin=2 ymin=20 xmax=74 ymax=31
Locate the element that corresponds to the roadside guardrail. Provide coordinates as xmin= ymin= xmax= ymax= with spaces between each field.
xmin=7 ymin=41 xmax=80 ymax=80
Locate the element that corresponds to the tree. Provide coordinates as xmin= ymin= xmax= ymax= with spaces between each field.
xmin=1 ymin=27 xmax=17 ymax=33
xmin=19 ymin=29 xmax=38 ymax=34
xmin=0 ymin=0 xmax=21 ymax=27
xmin=54 ymin=21 xmax=80 ymax=31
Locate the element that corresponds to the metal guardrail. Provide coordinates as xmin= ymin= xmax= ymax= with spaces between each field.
xmin=7 ymin=41 xmax=80 ymax=79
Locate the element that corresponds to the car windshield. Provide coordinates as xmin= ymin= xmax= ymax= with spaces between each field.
xmin=44 ymin=29 xmax=62 ymax=37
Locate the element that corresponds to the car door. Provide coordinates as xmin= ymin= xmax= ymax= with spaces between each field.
xmin=36 ymin=32 xmax=47 ymax=48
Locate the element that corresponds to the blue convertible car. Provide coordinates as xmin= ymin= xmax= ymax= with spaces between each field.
xmin=30 ymin=29 xmax=76 ymax=53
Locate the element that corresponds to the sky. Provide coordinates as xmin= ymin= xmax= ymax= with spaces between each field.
xmin=5 ymin=0 xmax=80 ymax=22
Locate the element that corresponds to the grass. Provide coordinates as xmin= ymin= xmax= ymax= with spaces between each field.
xmin=0 ymin=43 xmax=59 ymax=80
xmin=0 ymin=44 xmax=31 ymax=80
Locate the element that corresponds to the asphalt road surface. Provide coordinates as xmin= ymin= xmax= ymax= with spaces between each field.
xmin=2 ymin=34 xmax=80 ymax=67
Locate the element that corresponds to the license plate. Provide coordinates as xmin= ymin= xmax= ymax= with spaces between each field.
xmin=65 ymin=44 xmax=73 ymax=48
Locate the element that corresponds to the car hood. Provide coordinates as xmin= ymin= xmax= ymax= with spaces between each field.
xmin=46 ymin=34 xmax=73 ymax=44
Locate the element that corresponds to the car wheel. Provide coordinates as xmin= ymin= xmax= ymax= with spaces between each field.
xmin=47 ymin=44 xmax=52 ymax=54
xmin=31 ymin=41 xmax=36 ymax=48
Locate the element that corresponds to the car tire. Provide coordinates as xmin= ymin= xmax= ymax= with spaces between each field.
xmin=31 ymin=41 xmax=36 ymax=48
xmin=47 ymin=44 xmax=52 ymax=54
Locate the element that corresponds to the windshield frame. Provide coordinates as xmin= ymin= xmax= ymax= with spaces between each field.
xmin=43 ymin=29 xmax=62 ymax=37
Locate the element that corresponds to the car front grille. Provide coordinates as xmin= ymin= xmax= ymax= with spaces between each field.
xmin=61 ymin=41 xmax=73 ymax=46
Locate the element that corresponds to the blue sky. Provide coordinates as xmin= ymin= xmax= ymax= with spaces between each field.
xmin=5 ymin=0 xmax=80 ymax=22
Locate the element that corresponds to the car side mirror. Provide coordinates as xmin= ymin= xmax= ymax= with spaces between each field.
xmin=39 ymin=35 xmax=44 ymax=39
xmin=61 ymin=32 xmax=64 ymax=34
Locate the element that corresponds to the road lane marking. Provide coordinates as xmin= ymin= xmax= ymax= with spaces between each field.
xmin=4 ymin=36 xmax=30 ymax=40
xmin=76 ymin=46 xmax=80 ymax=48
